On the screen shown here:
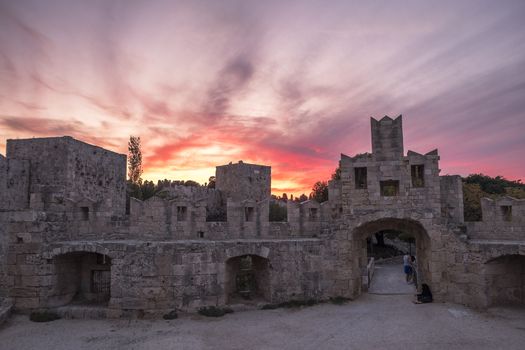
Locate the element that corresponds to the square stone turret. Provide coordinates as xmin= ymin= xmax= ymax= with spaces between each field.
xmin=216 ymin=161 xmax=271 ymax=202
xmin=371 ymin=115 xmax=404 ymax=160
xmin=5 ymin=136 xmax=127 ymax=215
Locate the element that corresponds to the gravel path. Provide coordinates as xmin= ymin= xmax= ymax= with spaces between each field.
xmin=368 ymin=262 xmax=416 ymax=294
xmin=1 ymin=294 xmax=524 ymax=350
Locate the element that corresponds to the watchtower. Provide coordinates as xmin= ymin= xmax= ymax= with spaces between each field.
xmin=371 ymin=115 xmax=404 ymax=160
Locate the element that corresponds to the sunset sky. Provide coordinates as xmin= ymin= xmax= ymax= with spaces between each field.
xmin=1 ymin=0 xmax=524 ymax=196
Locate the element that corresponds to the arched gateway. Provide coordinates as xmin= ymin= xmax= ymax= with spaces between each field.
xmin=351 ymin=218 xmax=432 ymax=294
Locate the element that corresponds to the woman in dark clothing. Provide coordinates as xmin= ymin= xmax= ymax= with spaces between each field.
xmin=414 ymin=283 xmax=433 ymax=304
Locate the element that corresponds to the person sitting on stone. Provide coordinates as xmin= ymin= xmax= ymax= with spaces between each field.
xmin=414 ymin=283 xmax=433 ymax=304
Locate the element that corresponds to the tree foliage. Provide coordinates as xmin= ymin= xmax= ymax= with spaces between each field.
xmin=128 ymin=136 xmax=143 ymax=184
xmin=207 ymin=176 xmax=216 ymax=189
xmin=311 ymin=181 xmax=329 ymax=203
xmin=331 ymin=166 xmax=341 ymax=180
xmin=307 ymin=167 xmax=341 ymax=203
xmin=269 ymin=201 xmax=287 ymax=222
xmin=463 ymin=174 xmax=525 ymax=221
xmin=464 ymin=174 xmax=523 ymax=195
xmin=127 ymin=179 xmax=207 ymax=201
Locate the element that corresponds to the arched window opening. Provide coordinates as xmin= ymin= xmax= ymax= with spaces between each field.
xmin=225 ymin=255 xmax=271 ymax=304
xmin=52 ymin=252 xmax=112 ymax=307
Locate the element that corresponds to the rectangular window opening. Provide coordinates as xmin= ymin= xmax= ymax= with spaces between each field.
xmin=96 ymin=254 xmax=109 ymax=265
xmin=177 ymin=206 xmax=188 ymax=221
xmin=80 ymin=207 xmax=90 ymax=221
xmin=244 ymin=207 xmax=255 ymax=222
xmin=411 ymin=164 xmax=425 ymax=187
xmin=500 ymin=205 xmax=512 ymax=221
xmin=355 ymin=167 xmax=367 ymax=189
xmin=309 ymin=207 xmax=319 ymax=221
xmin=380 ymin=180 xmax=399 ymax=196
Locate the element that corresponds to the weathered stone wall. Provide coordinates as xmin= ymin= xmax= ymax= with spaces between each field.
xmin=216 ymin=162 xmax=271 ymax=202
xmin=66 ymin=138 xmax=127 ymax=215
xmin=8 ymin=239 xmax=338 ymax=315
xmin=371 ymin=116 xmax=404 ymax=160
xmin=480 ymin=197 xmax=525 ymax=224
xmin=130 ymin=195 xmax=218 ymax=240
xmin=2 ymin=116 xmax=525 ymax=315
xmin=0 ymin=154 xmax=6 ymax=205
xmin=0 ymin=212 xmax=8 ymax=298
xmin=7 ymin=137 xmax=70 ymax=211
xmin=6 ymin=137 xmax=126 ymax=216
xmin=484 ymin=255 xmax=525 ymax=306
xmin=440 ymin=175 xmax=464 ymax=224
xmin=157 ymin=185 xmax=225 ymax=221
xmin=338 ymin=151 xmax=441 ymax=217
xmin=465 ymin=197 xmax=525 ymax=241
xmin=444 ymin=240 xmax=525 ymax=308
xmin=0 ymin=156 xmax=30 ymax=211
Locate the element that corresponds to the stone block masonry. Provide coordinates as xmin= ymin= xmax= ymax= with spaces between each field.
xmin=0 ymin=115 xmax=524 ymax=317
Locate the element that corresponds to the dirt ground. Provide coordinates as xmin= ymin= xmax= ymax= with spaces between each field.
xmin=1 ymin=293 xmax=524 ymax=350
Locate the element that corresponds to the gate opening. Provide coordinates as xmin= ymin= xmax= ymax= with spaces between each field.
xmin=53 ymin=252 xmax=111 ymax=306
xmin=225 ymin=255 xmax=271 ymax=304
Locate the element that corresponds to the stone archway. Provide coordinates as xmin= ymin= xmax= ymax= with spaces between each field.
xmin=351 ymin=218 xmax=432 ymax=296
xmin=483 ymin=254 xmax=525 ymax=306
xmin=225 ymin=254 xmax=271 ymax=304
xmin=51 ymin=252 xmax=112 ymax=307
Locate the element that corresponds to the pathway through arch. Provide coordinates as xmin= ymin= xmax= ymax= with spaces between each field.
xmin=368 ymin=259 xmax=416 ymax=295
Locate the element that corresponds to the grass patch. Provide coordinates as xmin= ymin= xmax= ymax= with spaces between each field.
xmin=162 ymin=310 xmax=178 ymax=320
xmin=198 ymin=306 xmax=234 ymax=317
xmin=29 ymin=311 xmax=61 ymax=322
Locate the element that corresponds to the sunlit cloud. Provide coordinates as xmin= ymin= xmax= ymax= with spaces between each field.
xmin=1 ymin=0 xmax=524 ymax=196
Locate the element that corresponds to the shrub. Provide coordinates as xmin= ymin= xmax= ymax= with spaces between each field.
xmin=163 ymin=310 xmax=178 ymax=320
xmin=198 ymin=306 xmax=234 ymax=317
xmin=29 ymin=311 xmax=60 ymax=322
xmin=329 ymin=296 xmax=351 ymax=305
xmin=260 ymin=303 xmax=279 ymax=310
xmin=277 ymin=299 xmax=319 ymax=308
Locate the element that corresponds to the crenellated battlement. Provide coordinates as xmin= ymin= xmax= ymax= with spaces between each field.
xmin=371 ymin=115 xmax=404 ymax=160
xmin=1 ymin=116 xmax=523 ymax=314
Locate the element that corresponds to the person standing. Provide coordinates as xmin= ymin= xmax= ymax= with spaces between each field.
xmin=403 ymin=253 xmax=412 ymax=283
xmin=410 ymin=255 xmax=418 ymax=288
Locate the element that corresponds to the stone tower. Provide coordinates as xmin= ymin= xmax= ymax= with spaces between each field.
xmin=215 ymin=161 xmax=271 ymax=202
xmin=371 ymin=115 xmax=404 ymax=160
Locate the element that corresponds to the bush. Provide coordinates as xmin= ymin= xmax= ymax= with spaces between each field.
xmin=277 ymin=299 xmax=319 ymax=308
xmin=163 ymin=310 xmax=178 ymax=320
xmin=198 ymin=306 xmax=233 ymax=317
xmin=329 ymin=296 xmax=351 ymax=305
xmin=29 ymin=311 xmax=61 ymax=322
xmin=260 ymin=303 xmax=279 ymax=310
xmin=269 ymin=201 xmax=287 ymax=222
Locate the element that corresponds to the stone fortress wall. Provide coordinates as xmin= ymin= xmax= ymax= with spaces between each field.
xmin=0 ymin=116 xmax=523 ymax=316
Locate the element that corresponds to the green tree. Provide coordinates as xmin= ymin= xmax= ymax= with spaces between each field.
xmin=128 ymin=136 xmax=143 ymax=184
xmin=311 ymin=181 xmax=329 ymax=203
xmin=207 ymin=176 xmax=216 ymax=189
xmin=298 ymin=194 xmax=308 ymax=202
xmin=269 ymin=201 xmax=287 ymax=222
xmin=462 ymin=174 xmax=525 ymax=221
xmin=331 ymin=166 xmax=341 ymax=180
